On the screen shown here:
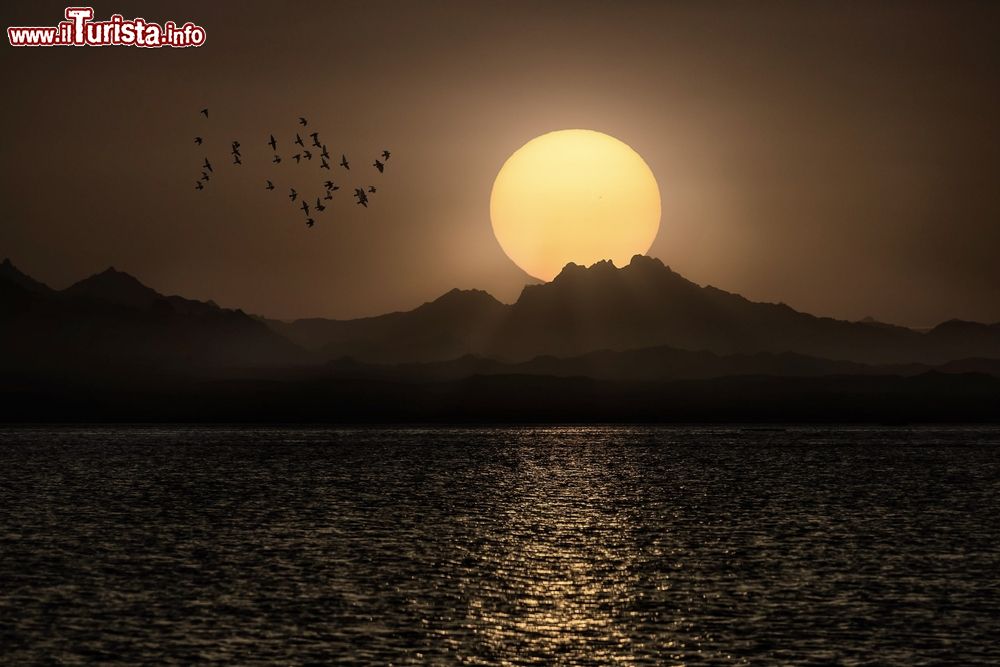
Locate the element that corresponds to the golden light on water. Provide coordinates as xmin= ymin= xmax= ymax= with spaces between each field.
xmin=490 ymin=130 xmax=662 ymax=281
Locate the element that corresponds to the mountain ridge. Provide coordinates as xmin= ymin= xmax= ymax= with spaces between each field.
xmin=271 ymin=255 xmax=1000 ymax=365
xmin=0 ymin=261 xmax=304 ymax=372
xmin=4 ymin=257 xmax=1000 ymax=370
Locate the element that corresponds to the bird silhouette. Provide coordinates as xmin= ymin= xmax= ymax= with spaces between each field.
xmin=321 ymin=145 xmax=330 ymax=159
xmin=315 ymin=197 xmax=326 ymax=212
xmin=203 ymin=158 xmax=213 ymax=172
xmin=323 ymin=191 xmax=333 ymax=201
xmin=320 ymin=158 xmax=330 ymax=170
xmin=374 ymin=159 xmax=384 ymax=173
xmin=300 ymin=200 xmax=310 ymax=215
xmin=201 ymin=171 xmax=210 ymax=181
xmin=268 ymin=134 xmax=277 ymax=151
xmin=382 ymin=150 xmax=391 ymax=161
xmin=200 ymin=108 xmax=208 ymax=117
xmin=232 ymin=140 xmax=241 ymax=150
xmin=265 ymin=180 xmax=275 ymax=190
xmin=340 ymin=154 xmax=350 ymax=169
xmin=293 ymin=154 xmax=302 ymax=163
xmin=233 ymin=155 xmax=242 ymax=165
xmin=306 ymin=218 xmax=315 ymax=228
xmin=299 ymin=117 xmax=308 ymax=127
xmin=368 ymin=185 xmax=377 ymax=193
xmin=289 ymin=188 xmax=298 ymax=201
xmin=310 ymin=132 xmax=320 ymax=147
xmin=323 ymin=180 xmax=338 ymax=190
xmin=272 ymin=154 xmax=282 ymax=164
xmin=303 ymin=150 xmax=313 ymax=161
xmin=194 ymin=137 xmax=203 ymax=145
xmin=195 ymin=181 xmax=204 ymax=190
xmin=354 ymin=188 xmax=368 ymax=207
xmin=294 ymin=134 xmax=304 ymax=147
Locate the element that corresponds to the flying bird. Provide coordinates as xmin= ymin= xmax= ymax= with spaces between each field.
xmin=200 ymin=108 xmax=208 ymax=117
xmin=203 ymin=158 xmax=213 ymax=172
xmin=272 ymin=154 xmax=282 ymax=164
xmin=321 ymin=145 xmax=330 ymax=159
xmin=320 ymin=159 xmax=330 ymax=170
xmin=233 ymin=155 xmax=242 ymax=165
xmin=289 ymin=188 xmax=297 ymax=201
xmin=194 ymin=137 xmax=203 ymax=145
xmin=268 ymin=134 xmax=277 ymax=151
xmin=340 ymin=154 xmax=350 ymax=170
xmin=300 ymin=200 xmax=310 ymax=215
xmin=368 ymin=185 xmax=377 ymax=193
xmin=195 ymin=181 xmax=204 ymax=190
xmin=298 ymin=117 xmax=308 ymax=127
xmin=323 ymin=180 xmax=338 ymax=190
xmin=354 ymin=188 xmax=368 ymax=207
xmin=201 ymin=171 xmax=210 ymax=181
xmin=303 ymin=150 xmax=313 ymax=161
xmin=381 ymin=150 xmax=391 ymax=161
xmin=294 ymin=134 xmax=304 ymax=147
xmin=305 ymin=218 xmax=315 ymax=228
xmin=373 ymin=159 xmax=384 ymax=173
xmin=232 ymin=140 xmax=241 ymax=150
xmin=323 ymin=191 xmax=333 ymax=201
xmin=265 ymin=180 xmax=275 ymax=190
xmin=293 ymin=154 xmax=301 ymax=163
xmin=315 ymin=198 xmax=325 ymax=212
xmin=310 ymin=132 xmax=320 ymax=147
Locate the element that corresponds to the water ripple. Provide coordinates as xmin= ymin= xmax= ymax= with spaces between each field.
xmin=1 ymin=425 xmax=999 ymax=664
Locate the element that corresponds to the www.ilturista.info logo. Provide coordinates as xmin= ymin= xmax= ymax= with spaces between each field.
xmin=7 ymin=7 xmax=206 ymax=48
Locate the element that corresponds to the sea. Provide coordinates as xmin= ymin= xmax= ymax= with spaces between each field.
xmin=1 ymin=425 xmax=999 ymax=664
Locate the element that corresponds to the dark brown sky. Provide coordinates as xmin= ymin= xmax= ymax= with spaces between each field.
xmin=2 ymin=0 xmax=998 ymax=326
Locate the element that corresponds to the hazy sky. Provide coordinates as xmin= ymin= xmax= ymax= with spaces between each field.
xmin=2 ymin=0 xmax=998 ymax=326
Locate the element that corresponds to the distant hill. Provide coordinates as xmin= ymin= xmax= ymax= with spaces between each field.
xmin=265 ymin=288 xmax=507 ymax=364
xmin=0 ymin=259 xmax=304 ymax=374
xmin=271 ymin=256 xmax=1000 ymax=365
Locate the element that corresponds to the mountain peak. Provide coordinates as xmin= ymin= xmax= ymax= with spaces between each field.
xmin=551 ymin=255 xmax=671 ymax=283
xmin=552 ymin=258 xmax=618 ymax=283
xmin=0 ymin=258 xmax=53 ymax=294
xmin=627 ymin=254 xmax=665 ymax=269
xmin=422 ymin=287 xmax=505 ymax=313
xmin=64 ymin=267 xmax=163 ymax=309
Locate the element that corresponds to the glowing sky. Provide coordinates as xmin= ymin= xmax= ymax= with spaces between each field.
xmin=1 ymin=1 xmax=998 ymax=326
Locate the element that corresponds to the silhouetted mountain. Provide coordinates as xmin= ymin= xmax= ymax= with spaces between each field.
xmin=0 ymin=258 xmax=52 ymax=295
xmin=0 ymin=265 xmax=303 ymax=374
xmin=63 ymin=266 xmax=162 ymax=309
xmin=271 ymin=256 xmax=1000 ymax=365
xmin=3 ymin=259 xmax=999 ymax=423
xmin=267 ymin=288 xmax=507 ymax=363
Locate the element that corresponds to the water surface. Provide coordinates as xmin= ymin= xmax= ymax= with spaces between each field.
xmin=1 ymin=425 xmax=999 ymax=664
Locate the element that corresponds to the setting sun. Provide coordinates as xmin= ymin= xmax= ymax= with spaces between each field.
xmin=490 ymin=129 xmax=661 ymax=281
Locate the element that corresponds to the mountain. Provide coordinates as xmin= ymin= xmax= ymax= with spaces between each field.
xmin=0 ymin=264 xmax=303 ymax=374
xmin=62 ymin=267 xmax=162 ymax=309
xmin=267 ymin=287 xmax=508 ymax=363
xmin=3 ymin=258 xmax=999 ymax=423
xmin=0 ymin=258 xmax=52 ymax=295
xmin=5 ymin=257 xmax=1000 ymax=377
xmin=271 ymin=256 xmax=1000 ymax=365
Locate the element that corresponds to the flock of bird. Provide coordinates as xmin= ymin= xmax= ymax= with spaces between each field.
xmin=192 ymin=108 xmax=391 ymax=228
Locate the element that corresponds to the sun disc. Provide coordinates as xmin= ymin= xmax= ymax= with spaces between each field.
xmin=490 ymin=129 xmax=661 ymax=281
